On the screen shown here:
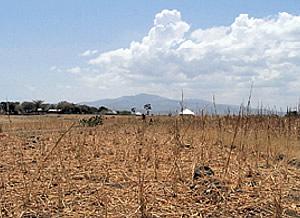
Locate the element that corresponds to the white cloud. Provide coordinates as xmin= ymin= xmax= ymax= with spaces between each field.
xmin=50 ymin=66 xmax=63 ymax=73
xmin=50 ymin=66 xmax=57 ymax=71
xmin=80 ymin=49 xmax=98 ymax=57
xmin=70 ymin=10 xmax=300 ymax=106
xmin=66 ymin=67 xmax=81 ymax=74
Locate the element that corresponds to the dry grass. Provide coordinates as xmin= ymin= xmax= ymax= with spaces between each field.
xmin=0 ymin=114 xmax=299 ymax=217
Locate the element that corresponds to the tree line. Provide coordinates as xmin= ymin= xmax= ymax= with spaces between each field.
xmin=0 ymin=100 xmax=119 ymax=115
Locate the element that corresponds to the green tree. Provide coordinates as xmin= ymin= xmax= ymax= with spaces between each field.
xmin=144 ymin=103 xmax=152 ymax=115
xmin=21 ymin=101 xmax=35 ymax=113
xmin=33 ymin=100 xmax=44 ymax=111
xmin=99 ymin=106 xmax=109 ymax=114
xmin=2 ymin=102 xmax=22 ymax=115
xmin=57 ymin=101 xmax=75 ymax=114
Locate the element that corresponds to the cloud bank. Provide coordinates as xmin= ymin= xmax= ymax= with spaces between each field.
xmin=73 ymin=9 xmax=300 ymax=106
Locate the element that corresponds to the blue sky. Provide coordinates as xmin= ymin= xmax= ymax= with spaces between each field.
xmin=1 ymin=1 xmax=300 ymax=107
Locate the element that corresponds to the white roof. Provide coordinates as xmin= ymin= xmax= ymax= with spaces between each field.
xmin=106 ymin=110 xmax=117 ymax=115
xmin=135 ymin=112 xmax=143 ymax=116
xmin=179 ymin=108 xmax=195 ymax=115
xmin=48 ymin=109 xmax=61 ymax=112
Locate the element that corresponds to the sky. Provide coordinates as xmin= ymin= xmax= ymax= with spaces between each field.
xmin=1 ymin=0 xmax=300 ymax=108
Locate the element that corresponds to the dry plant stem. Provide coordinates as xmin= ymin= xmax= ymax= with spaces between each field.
xmin=0 ymin=176 xmax=3 ymax=218
xmin=213 ymin=95 xmax=224 ymax=146
xmin=18 ymin=144 xmax=30 ymax=208
xmin=224 ymin=105 xmax=242 ymax=176
xmin=43 ymin=122 xmax=76 ymax=163
xmin=136 ymin=124 xmax=147 ymax=217
xmin=105 ymin=193 xmax=108 ymax=218
xmin=271 ymin=175 xmax=283 ymax=217
xmin=284 ymin=115 xmax=292 ymax=179
xmin=173 ymin=119 xmax=184 ymax=180
xmin=57 ymin=136 xmax=63 ymax=212
xmin=154 ymin=142 xmax=158 ymax=181
xmin=27 ymin=122 xmax=76 ymax=199
xmin=266 ymin=116 xmax=271 ymax=166
xmin=213 ymin=95 xmax=217 ymax=116
xmin=138 ymin=146 xmax=146 ymax=217
xmin=254 ymin=122 xmax=260 ymax=169
xmin=274 ymin=188 xmax=283 ymax=218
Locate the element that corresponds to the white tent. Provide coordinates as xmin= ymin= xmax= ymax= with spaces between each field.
xmin=179 ymin=108 xmax=195 ymax=116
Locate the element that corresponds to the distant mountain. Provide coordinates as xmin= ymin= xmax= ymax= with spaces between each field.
xmin=81 ymin=93 xmax=242 ymax=115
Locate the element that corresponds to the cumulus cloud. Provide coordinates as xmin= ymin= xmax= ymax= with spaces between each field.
xmin=50 ymin=65 xmax=63 ymax=73
xmin=80 ymin=49 xmax=98 ymax=57
xmin=67 ymin=67 xmax=81 ymax=74
xmin=73 ymin=10 xmax=300 ymax=106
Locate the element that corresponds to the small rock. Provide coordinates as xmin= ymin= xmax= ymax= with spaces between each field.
xmin=245 ymin=170 xmax=260 ymax=178
xmin=275 ymin=153 xmax=285 ymax=161
xmin=21 ymin=213 xmax=38 ymax=218
xmin=31 ymin=160 xmax=37 ymax=164
xmin=106 ymin=182 xmax=123 ymax=189
xmin=226 ymin=144 xmax=237 ymax=149
xmin=288 ymin=158 xmax=300 ymax=169
xmin=24 ymin=143 xmax=35 ymax=149
xmin=193 ymin=165 xmax=214 ymax=180
xmin=181 ymin=143 xmax=192 ymax=149
xmin=245 ymin=181 xmax=258 ymax=187
xmin=284 ymin=209 xmax=300 ymax=217
xmin=0 ymin=133 xmax=8 ymax=138
xmin=288 ymin=192 xmax=300 ymax=202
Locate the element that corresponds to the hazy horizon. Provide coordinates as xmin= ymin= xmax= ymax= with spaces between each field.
xmin=2 ymin=92 xmax=296 ymax=112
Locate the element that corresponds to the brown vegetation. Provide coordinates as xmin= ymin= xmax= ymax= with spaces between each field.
xmin=0 ymin=114 xmax=299 ymax=217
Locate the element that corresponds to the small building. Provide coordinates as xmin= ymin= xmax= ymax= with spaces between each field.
xmin=47 ymin=109 xmax=62 ymax=113
xmin=179 ymin=108 xmax=195 ymax=116
xmin=105 ymin=110 xmax=118 ymax=115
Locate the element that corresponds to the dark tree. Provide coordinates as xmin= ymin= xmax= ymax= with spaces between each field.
xmin=117 ymin=110 xmax=132 ymax=115
xmin=2 ymin=102 xmax=22 ymax=115
xmin=57 ymin=101 xmax=76 ymax=114
xmin=88 ymin=106 xmax=98 ymax=114
xmin=144 ymin=104 xmax=152 ymax=115
xmin=0 ymin=102 xmax=8 ymax=114
xmin=99 ymin=106 xmax=109 ymax=114
xmin=21 ymin=101 xmax=36 ymax=113
xmin=33 ymin=100 xmax=44 ymax=111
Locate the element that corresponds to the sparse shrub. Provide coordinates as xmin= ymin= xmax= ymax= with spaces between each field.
xmin=79 ymin=115 xmax=103 ymax=127
xmin=285 ymin=110 xmax=299 ymax=117
xmin=117 ymin=110 xmax=132 ymax=115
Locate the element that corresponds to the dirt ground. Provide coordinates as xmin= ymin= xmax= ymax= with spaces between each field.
xmin=0 ymin=114 xmax=299 ymax=217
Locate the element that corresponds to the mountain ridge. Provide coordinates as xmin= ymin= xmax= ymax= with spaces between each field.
xmin=81 ymin=93 xmax=242 ymax=114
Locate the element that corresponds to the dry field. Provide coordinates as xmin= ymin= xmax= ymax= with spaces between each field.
xmin=0 ymin=114 xmax=299 ymax=217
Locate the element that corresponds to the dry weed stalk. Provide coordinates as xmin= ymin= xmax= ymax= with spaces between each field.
xmin=224 ymin=105 xmax=242 ymax=177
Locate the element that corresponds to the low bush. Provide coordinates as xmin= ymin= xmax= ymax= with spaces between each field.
xmin=79 ymin=115 xmax=103 ymax=127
